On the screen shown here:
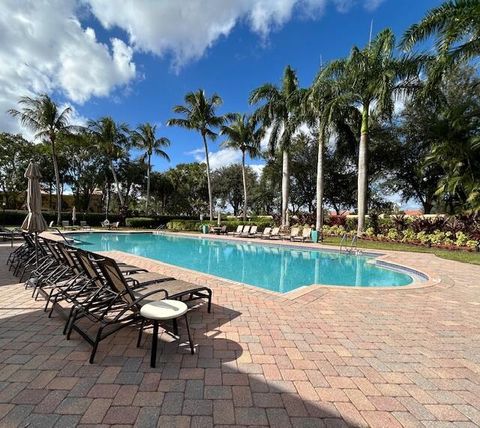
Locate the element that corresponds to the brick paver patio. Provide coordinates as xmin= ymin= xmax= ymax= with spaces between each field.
xmin=0 ymin=240 xmax=479 ymax=427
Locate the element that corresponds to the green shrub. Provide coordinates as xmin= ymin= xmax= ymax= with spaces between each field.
xmin=126 ymin=217 xmax=157 ymax=228
xmin=166 ymin=219 xmax=273 ymax=232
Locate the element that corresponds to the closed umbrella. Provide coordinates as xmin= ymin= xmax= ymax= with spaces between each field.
xmin=72 ymin=206 xmax=76 ymax=226
xmin=22 ymin=162 xmax=47 ymax=267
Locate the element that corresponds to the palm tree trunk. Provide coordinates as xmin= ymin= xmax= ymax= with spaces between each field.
xmin=357 ymin=106 xmax=369 ymax=237
xmin=281 ymin=150 xmax=290 ymax=227
xmin=146 ymin=153 xmax=151 ymax=214
xmin=202 ymin=133 xmax=214 ymax=220
xmin=315 ymin=126 xmax=325 ymax=234
xmin=241 ymin=150 xmax=248 ymax=222
xmin=109 ymin=160 xmax=124 ymax=209
xmin=50 ymin=136 xmax=62 ymax=225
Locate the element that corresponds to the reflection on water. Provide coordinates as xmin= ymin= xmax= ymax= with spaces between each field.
xmin=72 ymin=233 xmax=413 ymax=292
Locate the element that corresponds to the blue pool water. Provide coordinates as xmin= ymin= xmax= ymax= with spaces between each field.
xmin=71 ymin=232 xmax=414 ymax=292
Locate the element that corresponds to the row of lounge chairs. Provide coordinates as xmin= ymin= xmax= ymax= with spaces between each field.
xmin=228 ymin=225 xmax=314 ymax=242
xmin=7 ymin=232 xmax=212 ymax=364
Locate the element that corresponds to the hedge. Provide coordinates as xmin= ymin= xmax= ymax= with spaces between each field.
xmin=166 ymin=219 xmax=273 ymax=232
xmin=0 ymin=210 xmax=197 ymax=228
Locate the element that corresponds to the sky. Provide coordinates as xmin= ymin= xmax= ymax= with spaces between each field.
xmin=1 ymin=0 xmax=442 ymax=180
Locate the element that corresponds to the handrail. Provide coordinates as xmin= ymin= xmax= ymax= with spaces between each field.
xmin=49 ymin=227 xmax=71 ymax=244
xmin=339 ymin=233 xmax=348 ymax=252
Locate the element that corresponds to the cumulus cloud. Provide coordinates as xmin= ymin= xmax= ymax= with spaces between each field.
xmin=85 ymin=0 xmax=382 ymax=70
xmin=0 ymin=0 xmax=136 ymax=134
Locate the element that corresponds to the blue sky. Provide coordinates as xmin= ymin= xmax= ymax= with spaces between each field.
xmin=2 ymin=0 xmax=442 ymax=175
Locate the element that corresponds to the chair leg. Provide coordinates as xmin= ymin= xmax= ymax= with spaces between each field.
xmin=207 ymin=290 xmax=212 ymax=313
xmin=184 ymin=314 xmax=194 ymax=355
xmin=137 ymin=319 xmax=145 ymax=348
xmin=150 ymin=320 xmax=159 ymax=368
xmin=172 ymin=318 xmax=178 ymax=336
xmin=90 ymin=327 xmax=104 ymax=364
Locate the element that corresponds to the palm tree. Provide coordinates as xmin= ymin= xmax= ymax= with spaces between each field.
xmin=167 ymin=90 xmax=228 ymax=220
xmin=249 ymin=65 xmax=304 ymax=227
xmin=220 ymin=114 xmax=262 ymax=221
xmin=88 ymin=117 xmax=129 ymax=211
xmin=401 ymin=0 xmax=480 ymax=63
xmin=130 ymin=123 xmax=170 ymax=214
xmin=319 ymin=29 xmax=420 ymax=235
xmin=304 ymin=78 xmax=334 ymax=235
xmin=8 ymin=94 xmax=75 ymax=225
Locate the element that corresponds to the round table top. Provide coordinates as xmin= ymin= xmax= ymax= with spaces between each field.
xmin=140 ymin=299 xmax=188 ymax=320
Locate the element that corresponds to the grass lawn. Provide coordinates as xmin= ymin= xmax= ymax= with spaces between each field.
xmin=321 ymin=236 xmax=480 ymax=265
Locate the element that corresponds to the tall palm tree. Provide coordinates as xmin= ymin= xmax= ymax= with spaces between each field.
xmin=319 ymin=29 xmax=420 ymax=235
xmin=88 ymin=117 xmax=129 ymax=211
xmin=167 ymin=90 xmax=227 ymax=220
xmin=220 ymin=114 xmax=262 ymax=221
xmin=401 ymin=0 xmax=480 ymax=63
xmin=8 ymin=94 xmax=75 ymax=225
xmin=249 ymin=65 xmax=304 ymax=227
xmin=130 ymin=123 xmax=170 ymax=214
xmin=304 ymin=78 xmax=334 ymax=234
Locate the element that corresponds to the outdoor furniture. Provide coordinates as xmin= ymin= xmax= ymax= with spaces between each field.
xmin=230 ymin=225 xmax=243 ymax=236
xmin=287 ymin=227 xmax=300 ymax=241
xmin=292 ymin=227 xmax=312 ymax=242
xmin=259 ymin=227 xmax=271 ymax=239
xmin=101 ymin=219 xmax=110 ymax=229
xmin=111 ymin=222 xmax=120 ymax=229
xmin=268 ymin=227 xmax=281 ymax=240
xmin=240 ymin=225 xmax=251 ymax=237
xmin=248 ymin=225 xmax=258 ymax=237
xmin=139 ymin=300 xmax=194 ymax=367
xmin=80 ymin=221 xmax=91 ymax=230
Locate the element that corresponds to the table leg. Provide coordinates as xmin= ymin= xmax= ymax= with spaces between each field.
xmin=184 ymin=314 xmax=194 ymax=355
xmin=151 ymin=320 xmax=159 ymax=368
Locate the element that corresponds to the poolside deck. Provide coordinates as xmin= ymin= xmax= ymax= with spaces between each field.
xmin=0 ymin=241 xmax=479 ymax=427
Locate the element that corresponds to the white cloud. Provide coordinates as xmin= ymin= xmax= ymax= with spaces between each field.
xmin=0 ymin=0 xmax=136 ymax=135
xmin=192 ymin=147 xmax=242 ymax=170
xmin=85 ymin=0 xmax=382 ymax=70
xmin=364 ymin=0 xmax=385 ymax=12
xmin=86 ymin=0 xmax=328 ymax=69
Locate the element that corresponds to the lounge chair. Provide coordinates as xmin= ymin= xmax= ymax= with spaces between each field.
xmin=259 ymin=227 xmax=271 ymax=239
xmin=240 ymin=225 xmax=251 ymax=237
xmin=111 ymin=222 xmax=120 ymax=229
xmin=80 ymin=221 xmax=91 ymax=230
xmin=268 ymin=227 xmax=281 ymax=239
xmin=0 ymin=226 xmax=23 ymax=241
xmin=230 ymin=225 xmax=244 ymax=236
xmin=61 ymin=220 xmax=70 ymax=229
xmin=248 ymin=225 xmax=258 ymax=237
xmin=287 ymin=227 xmax=301 ymax=241
xmin=101 ymin=219 xmax=110 ymax=229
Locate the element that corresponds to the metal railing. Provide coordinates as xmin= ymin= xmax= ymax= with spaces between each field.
xmin=48 ymin=227 xmax=72 ymax=244
xmin=339 ymin=233 xmax=362 ymax=255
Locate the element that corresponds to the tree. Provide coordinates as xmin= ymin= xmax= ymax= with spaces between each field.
xmin=220 ymin=114 xmax=262 ymax=220
xmin=164 ymin=163 xmax=208 ymax=215
xmin=8 ymin=94 xmax=75 ymax=224
xmin=149 ymin=172 xmax=175 ymax=214
xmin=250 ymin=65 xmax=304 ymax=227
xmin=401 ymin=0 xmax=480 ymax=65
xmin=319 ymin=29 xmax=420 ymax=235
xmin=212 ymin=164 xmax=258 ymax=215
xmin=0 ymin=133 xmax=33 ymax=208
xmin=167 ymin=90 xmax=228 ymax=220
xmin=60 ymin=132 xmax=104 ymax=211
xmin=130 ymin=123 xmax=170 ymax=214
xmin=88 ymin=117 xmax=129 ymax=214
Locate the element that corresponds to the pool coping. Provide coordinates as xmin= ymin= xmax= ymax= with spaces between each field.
xmin=65 ymin=229 xmax=443 ymax=299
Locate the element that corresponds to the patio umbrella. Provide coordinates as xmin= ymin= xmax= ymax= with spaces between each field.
xmin=72 ymin=206 xmax=76 ymax=225
xmin=21 ymin=162 xmax=47 ymax=267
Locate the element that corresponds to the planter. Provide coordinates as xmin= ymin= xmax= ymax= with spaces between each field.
xmin=311 ymin=230 xmax=319 ymax=243
xmin=201 ymin=225 xmax=209 ymax=234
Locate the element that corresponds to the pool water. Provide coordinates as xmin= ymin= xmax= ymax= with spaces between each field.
xmin=71 ymin=232 xmax=414 ymax=292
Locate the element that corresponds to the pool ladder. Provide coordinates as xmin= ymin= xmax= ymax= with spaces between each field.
xmin=339 ymin=233 xmax=362 ymax=255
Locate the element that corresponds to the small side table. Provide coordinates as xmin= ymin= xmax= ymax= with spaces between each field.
xmin=139 ymin=300 xmax=194 ymax=368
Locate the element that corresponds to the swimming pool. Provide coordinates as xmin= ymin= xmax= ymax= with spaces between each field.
xmin=71 ymin=232 xmax=415 ymax=292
